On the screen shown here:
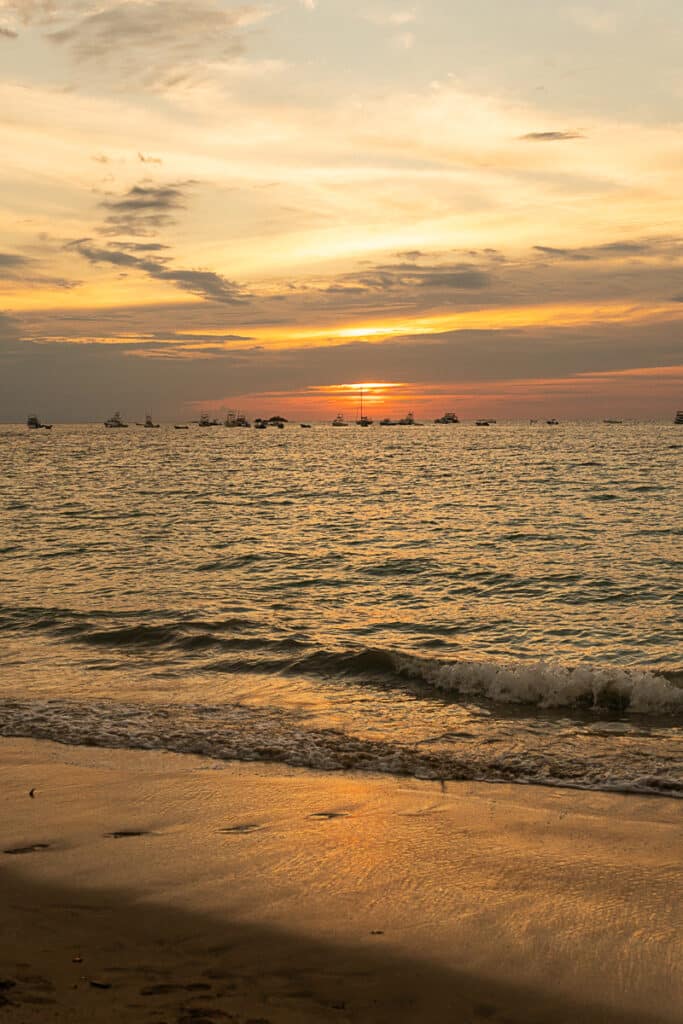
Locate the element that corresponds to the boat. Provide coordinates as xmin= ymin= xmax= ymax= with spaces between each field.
xmin=356 ymin=389 xmax=373 ymax=427
xmin=603 ymin=419 xmax=622 ymax=424
xmin=104 ymin=412 xmax=127 ymax=428
xmin=434 ymin=412 xmax=459 ymax=424
xmin=254 ymin=418 xmax=268 ymax=429
xmin=174 ymin=424 xmax=188 ymax=430
xmin=379 ymin=417 xmax=397 ymax=426
xmin=398 ymin=411 xmax=420 ymax=425
xmin=268 ymin=416 xmax=286 ymax=429
xmin=332 ymin=413 xmax=348 ymax=426
xmin=475 ymin=419 xmax=490 ymax=426
xmin=546 ymin=418 xmax=559 ymax=425
xmin=198 ymin=412 xmax=220 ymax=427
xmin=300 ymin=423 xmax=312 ymax=429
xmin=224 ymin=411 xmax=251 ymax=428
xmin=144 ymin=414 xmax=159 ymax=428
xmin=26 ymin=415 xmax=52 ymax=429
xmin=674 ymin=411 xmax=683 ymax=424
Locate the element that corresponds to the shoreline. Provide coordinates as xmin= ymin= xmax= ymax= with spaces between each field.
xmin=1 ymin=737 xmax=682 ymax=1022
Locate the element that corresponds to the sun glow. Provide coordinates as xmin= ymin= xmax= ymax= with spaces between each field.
xmin=172 ymin=301 xmax=681 ymax=354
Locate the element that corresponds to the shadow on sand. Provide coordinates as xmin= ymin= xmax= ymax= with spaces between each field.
xmin=0 ymin=868 xmax=667 ymax=1024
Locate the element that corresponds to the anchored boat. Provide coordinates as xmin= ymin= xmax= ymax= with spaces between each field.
xmin=104 ymin=412 xmax=127 ymax=428
xmin=224 ymin=410 xmax=251 ymax=427
xmin=356 ymin=389 xmax=373 ymax=426
xmin=27 ymin=415 xmax=52 ymax=430
xmin=398 ymin=411 xmax=421 ymax=425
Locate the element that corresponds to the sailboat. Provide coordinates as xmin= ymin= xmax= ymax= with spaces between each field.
xmin=356 ymin=388 xmax=373 ymax=426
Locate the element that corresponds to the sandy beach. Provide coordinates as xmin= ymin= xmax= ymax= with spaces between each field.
xmin=1 ymin=737 xmax=681 ymax=1023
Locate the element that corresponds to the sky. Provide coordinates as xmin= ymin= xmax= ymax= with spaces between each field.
xmin=1 ymin=0 xmax=683 ymax=421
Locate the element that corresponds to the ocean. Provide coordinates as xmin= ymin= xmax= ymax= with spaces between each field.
xmin=1 ymin=420 xmax=681 ymax=796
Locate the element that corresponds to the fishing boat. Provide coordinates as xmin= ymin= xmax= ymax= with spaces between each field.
xmin=675 ymin=411 xmax=683 ymax=424
xmin=332 ymin=413 xmax=348 ymax=426
xmin=144 ymin=414 xmax=159 ymax=428
xmin=26 ymin=415 xmax=52 ymax=429
xmin=224 ymin=410 xmax=251 ymax=428
xmin=356 ymin=389 xmax=373 ymax=426
xmin=300 ymin=423 xmax=312 ymax=429
xmin=547 ymin=418 xmax=560 ymax=425
xmin=104 ymin=412 xmax=127 ymax=428
xmin=434 ymin=412 xmax=459 ymax=424
xmin=198 ymin=412 xmax=220 ymax=427
xmin=398 ymin=411 xmax=420 ymax=425
xmin=254 ymin=418 xmax=268 ymax=429
xmin=379 ymin=417 xmax=397 ymax=426
xmin=475 ymin=419 xmax=490 ymax=426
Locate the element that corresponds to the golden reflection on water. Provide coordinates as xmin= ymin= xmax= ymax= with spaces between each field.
xmin=0 ymin=421 xmax=681 ymax=795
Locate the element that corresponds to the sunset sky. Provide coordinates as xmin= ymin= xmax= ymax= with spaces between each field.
xmin=2 ymin=0 xmax=683 ymax=420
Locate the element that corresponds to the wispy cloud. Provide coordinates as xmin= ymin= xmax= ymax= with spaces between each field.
xmin=0 ymin=251 xmax=79 ymax=289
xmin=99 ymin=182 xmax=188 ymax=236
xmin=3 ymin=0 xmax=271 ymax=89
xmin=534 ymin=239 xmax=665 ymax=261
xmin=324 ymin=257 xmax=492 ymax=295
xmin=0 ymin=253 xmax=30 ymax=274
xmin=519 ymin=130 xmax=584 ymax=142
xmin=69 ymin=239 xmax=249 ymax=305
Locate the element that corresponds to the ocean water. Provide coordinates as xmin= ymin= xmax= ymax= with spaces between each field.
xmin=1 ymin=420 xmax=682 ymax=797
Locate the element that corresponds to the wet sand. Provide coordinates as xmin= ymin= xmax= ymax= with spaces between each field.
xmin=1 ymin=737 xmax=681 ymax=1023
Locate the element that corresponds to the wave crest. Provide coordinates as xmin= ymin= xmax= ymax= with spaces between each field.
xmin=400 ymin=656 xmax=683 ymax=715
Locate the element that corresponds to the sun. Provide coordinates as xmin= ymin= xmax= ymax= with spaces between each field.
xmin=313 ymin=382 xmax=406 ymax=408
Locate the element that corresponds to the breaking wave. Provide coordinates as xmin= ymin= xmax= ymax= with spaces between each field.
xmin=394 ymin=654 xmax=683 ymax=716
xmin=1 ymin=605 xmax=681 ymax=718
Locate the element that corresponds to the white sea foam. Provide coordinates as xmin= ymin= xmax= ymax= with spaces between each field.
xmin=404 ymin=658 xmax=683 ymax=714
xmin=0 ymin=695 xmax=681 ymax=798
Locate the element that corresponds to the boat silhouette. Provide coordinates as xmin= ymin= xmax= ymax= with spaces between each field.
xmin=27 ymin=415 xmax=52 ymax=430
